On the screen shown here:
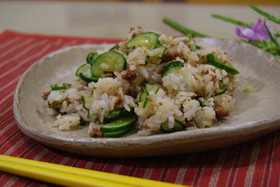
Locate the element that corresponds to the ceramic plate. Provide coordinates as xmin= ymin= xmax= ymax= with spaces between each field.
xmin=13 ymin=39 xmax=280 ymax=158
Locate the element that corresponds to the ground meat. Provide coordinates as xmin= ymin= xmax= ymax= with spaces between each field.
xmin=130 ymin=26 xmax=143 ymax=38
xmin=114 ymin=99 xmax=124 ymax=110
xmin=103 ymin=72 xmax=114 ymax=78
xmin=185 ymin=121 xmax=196 ymax=128
xmin=142 ymin=123 xmax=150 ymax=129
xmin=153 ymin=68 xmax=163 ymax=74
xmin=121 ymin=69 xmax=137 ymax=81
xmin=113 ymin=90 xmax=124 ymax=110
xmin=161 ymin=54 xmax=173 ymax=63
xmin=215 ymin=106 xmax=230 ymax=120
xmin=89 ymin=129 xmax=104 ymax=137
xmin=210 ymin=74 xmax=217 ymax=82
xmin=127 ymin=90 xmax=138 ymax=98
xmin=50 ymin=101 xmax=62 ymax=113
xmin=43 ymin=90 xmax=51 ymax=100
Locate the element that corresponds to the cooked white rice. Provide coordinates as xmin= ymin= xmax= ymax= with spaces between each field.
xmin=45 ymin=27 xmax=237 ymax=137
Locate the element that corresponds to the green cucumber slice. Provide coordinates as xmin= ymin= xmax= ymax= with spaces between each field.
xmin=214 ymin=89 xmax=227 ymax=96
xmin=100 ymin=115 xmax=137 ymax=133
xmin=109 ymin=44 xmax=119 ymax=51
xmin=103 ymin=126 xmax=132 ymax=138
xmin=82 ymin=96 xmax=94 ymax=112
xmin=82 ymin=96 xmax=97 ymax=119
xmin=86 ymin=52 xmax=98 ymax=65
xmin=103 ymin=108 xmax=135 ymax=123
xmin=126 ymin=32 xmax=159 ymax=50
xmin=154 ymin=42 xmax=167 ymax=58
xmin=145 ymin=84 xmax=160 ymax=94
xmin=76 ymin=64 xmax=89 ymax=76
xmin=206 ymin=54 xmax=239 ymax=75
xmin=161 ymin=120 xmax=184 ymax=133
xmin=79 ymin=74 xmax=99 ymax=83
xmin=161 ymin=61 xmax=184 ymax=77
xmin=139 ymin=92 xmax=149 ymax=109
xmin=76 ymin=64 xmax=98 ymax=82
xmin=91 ymin=51 xmax=127 ymax=77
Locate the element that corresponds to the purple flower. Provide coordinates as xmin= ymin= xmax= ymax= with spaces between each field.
xmin=235 ymin=19 xmax=274 ymax=41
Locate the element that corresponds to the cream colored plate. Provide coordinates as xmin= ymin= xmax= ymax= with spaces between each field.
xmin=13 ymin=39 xmax=280 ymax=158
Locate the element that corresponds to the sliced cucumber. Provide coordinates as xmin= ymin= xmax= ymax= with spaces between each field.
xmin=138 ymin=84 xmax=159 ymax=109
xmin=214 ymin=89 xmax=227 ymax=96
xmin=145 ymin=84 xmax=160 ymax=94
xmin=154 ymin=42 xmax=167 ymax=58
xmin=206 ymin=54 xmax=239 ymax=75
xmin=103 ymin=126 xmax=132 ymax=138
xmin=76 ymin=64 xmax=98 ymax=82
xmin=82 ymin=96 xmax=94 ymax=111
xmin=109 ymin=44 xmax=119 ymax=51
xmin=103 ymin=108 xmax=135 ymax=123
xmin=79 ymin=74 xmax=99 ymax=83
xmin=161 ymin=61 xmax=184 ymax=77
xmin=91 ymin=51 xmax=127 ymax=77
xmin=100 ymin=115 xmax=137 ymax=133
xmin=139 ymin=92 xmax=149 ymax=109
xmin=161 ymin=120 xmax=184 ymax=133
xmin=86 ymin=52 xmax=98 ymax=65
xmin=82 ymin=96 xmax=97 ymax=119
xmin=126 ymin=32 xmax=159 ymax=50
xmin=76 ymin=64 xmax=89 ymax=76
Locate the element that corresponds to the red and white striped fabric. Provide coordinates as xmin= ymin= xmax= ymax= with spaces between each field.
xmin=1 ymin=30 xmax=280 ymax=187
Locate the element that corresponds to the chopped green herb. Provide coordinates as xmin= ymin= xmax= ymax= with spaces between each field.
xmin=198 ymin=100 xmax=206 ymax=108
xmin=191 ymin=97 xmax=206 ymax=107
xmin=206 ymin=54 xmax=239 ymax=75
xmin=50 ymin=83 xmax=71 ymax=91
xmin=244 ymin=85 xmax=254 ymax=93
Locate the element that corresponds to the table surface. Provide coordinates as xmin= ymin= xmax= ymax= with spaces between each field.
xmin=1 ymin=1 xmax=280 ymax=187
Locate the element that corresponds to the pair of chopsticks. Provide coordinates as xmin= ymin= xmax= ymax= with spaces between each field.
xmin=0 ymin=155 xmax=185 ymax=187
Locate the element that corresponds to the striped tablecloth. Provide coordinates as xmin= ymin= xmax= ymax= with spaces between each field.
xmin=1 ymin=30 xmax=280 ymax=187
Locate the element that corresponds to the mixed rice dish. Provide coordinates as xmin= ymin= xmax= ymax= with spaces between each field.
xmin=44 ymin=27 xmax=239 ymax=138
